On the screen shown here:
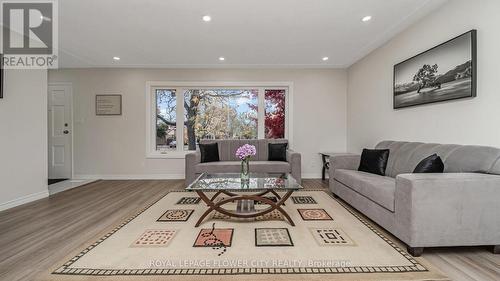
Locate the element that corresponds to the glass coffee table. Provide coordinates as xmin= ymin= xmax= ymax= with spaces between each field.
xmin=186 ymin=173 xmax=303 ymax=227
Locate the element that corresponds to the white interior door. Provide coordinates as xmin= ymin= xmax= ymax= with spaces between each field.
xmin=48 ymin=84 xmax=72 ymax=179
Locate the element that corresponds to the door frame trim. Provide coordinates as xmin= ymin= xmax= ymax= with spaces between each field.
xmin=48 ymin=82 xmax=74 ymax=179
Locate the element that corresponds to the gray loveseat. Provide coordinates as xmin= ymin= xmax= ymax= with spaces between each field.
xmin=185 ymin=139 xmax=301 ymax=185
xmin=329 ymin=140 xmax=500 ymax=256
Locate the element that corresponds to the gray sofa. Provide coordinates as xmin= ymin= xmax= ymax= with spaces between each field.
xmin=185 ymin=139 xmax=301 ymax=186
xmin=329 ymin=140 xmax=500 ymax=256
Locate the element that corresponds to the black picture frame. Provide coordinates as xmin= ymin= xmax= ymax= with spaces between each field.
xmin=393 ymin=30 xmax=477 ymax=109
xmin=0 ymin=53 xmax=3 ymax=99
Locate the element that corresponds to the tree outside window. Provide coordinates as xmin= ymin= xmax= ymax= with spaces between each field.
xmin=183 ymin=89 xmax=258 ymax=150
xmin=156 ymin=89 xmax=176 ymax=151
xmin=152 ymin=86 xmax=288 ymax=154
xmin=264 ymin=89 xmax=286 ymax=139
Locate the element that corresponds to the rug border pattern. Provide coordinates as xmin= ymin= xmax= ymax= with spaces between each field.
xmin=52 ymin=190 xmax=428 ymax=276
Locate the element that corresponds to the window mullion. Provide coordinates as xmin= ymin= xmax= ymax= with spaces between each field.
xmin=150 ymin=87 xmax=157 ymax=154
xmin=176 ymin=88 xmax=184 ymax=152
xmin=257 ymin=88 xmax=265 ymax=139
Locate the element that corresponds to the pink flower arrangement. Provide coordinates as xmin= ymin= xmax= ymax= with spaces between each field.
xmin=235 ymin=144 xmax=257 ymax=160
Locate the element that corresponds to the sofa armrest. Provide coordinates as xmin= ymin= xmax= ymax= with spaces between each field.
xmin=328 ymin=154 xmax=360 ymax=179
xmin=286 ymin=149 xmax=302 ymax=183
xmin=394 ymin=173 xmax=500 ymax=247
xmin=185 ymin=151 xmax=201 ymax=186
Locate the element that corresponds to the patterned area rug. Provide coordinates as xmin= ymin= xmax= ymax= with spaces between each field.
xmin=41 ymin=190 xmax=447 ymax=281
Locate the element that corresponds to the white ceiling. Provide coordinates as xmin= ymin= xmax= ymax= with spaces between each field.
xmin=57 ymin=0 xmax=447 ymax=68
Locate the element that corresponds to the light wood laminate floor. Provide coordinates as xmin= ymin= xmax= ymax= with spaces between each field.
xmin=0 ymin=179 xmax=498 ymax=281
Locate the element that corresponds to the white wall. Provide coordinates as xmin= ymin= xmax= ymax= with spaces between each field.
xmin=0 ymin=69 xmax=48 ymax=210
xmin=48 ymin=68 xmax=347 ymax=179
xmin=347 ymin=0 xmax=500 ymax=152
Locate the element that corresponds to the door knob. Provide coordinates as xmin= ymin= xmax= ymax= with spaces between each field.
xmin=63 ymin=130 xmax=69 ymax=134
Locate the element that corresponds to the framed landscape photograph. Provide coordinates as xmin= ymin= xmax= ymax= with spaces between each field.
xmin=394 ymin=30 xmax=476 ymax=109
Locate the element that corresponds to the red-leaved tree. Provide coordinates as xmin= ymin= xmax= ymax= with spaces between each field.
xmin=264 ymin=90 xmax=285 ymax=138
xmin=247 ymin=90 xmax=285 ymax=138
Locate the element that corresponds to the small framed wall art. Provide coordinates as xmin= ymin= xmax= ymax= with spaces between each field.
xmin=96 ymin=94 xmax=122 ymax=116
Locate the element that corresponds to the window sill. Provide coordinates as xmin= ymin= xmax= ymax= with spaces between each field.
xmin=146 ymin=151 xmax=191 ymax=159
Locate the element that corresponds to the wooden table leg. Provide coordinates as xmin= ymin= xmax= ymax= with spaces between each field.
xmin=195 ymin=191 xmax=218 ymax=227
xmin=195 ymin=189 xmax=297 ymax=227
xmin=208 ymin=191 xmax=222 ymax=204
xmin=272 ymin=190 xmax=295 ymax=226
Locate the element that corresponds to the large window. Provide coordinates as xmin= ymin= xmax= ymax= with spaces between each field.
xmin=183 ymin=89 xmax=258 ymax=150
xmin=147 ymin=83 xmax=290 ymax=158
xmin=155 ymin=89 xmax=177 ymax=151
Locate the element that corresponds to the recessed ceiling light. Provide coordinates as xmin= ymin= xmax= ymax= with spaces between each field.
xmin=113 ymin=56 xmax=120 ymax=61
xmin=362 ymin=16 xmax=372 ymax=22
xmin=322 ymin=57 xmax=329 ymax=61
xmin=219 ymin=57 xmax=225 ymax=61
xmin=202 ymin=15 xmax=211 ymax=22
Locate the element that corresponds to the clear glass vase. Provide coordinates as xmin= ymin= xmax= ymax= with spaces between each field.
xmin=241 ymin=158 xmax=250 ymax=181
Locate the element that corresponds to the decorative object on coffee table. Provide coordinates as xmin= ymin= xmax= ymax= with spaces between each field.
xmin=235 ymin=144 xmax=256 ymax=181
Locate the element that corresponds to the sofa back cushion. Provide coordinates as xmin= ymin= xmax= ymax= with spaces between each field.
xmin=375 ymin=140 xmax=500 ymax=178
xmin=199 ymin=139 xmax=288 ymax=161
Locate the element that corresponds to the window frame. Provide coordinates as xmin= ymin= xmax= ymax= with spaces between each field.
xmin=145 ymin=81 xmax=294 ymax=159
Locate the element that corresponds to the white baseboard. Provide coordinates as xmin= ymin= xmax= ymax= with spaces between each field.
xmin=74 ymin=174 xmax=185 ymax=180
xmin=0 ymin=190 xmax=49 ymax=212
xmin=49 ymin=179 xmax=97 ymax=195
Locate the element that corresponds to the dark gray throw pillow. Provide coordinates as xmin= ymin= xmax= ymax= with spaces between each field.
xmin=358 ymin=149 xmax=390 ymax=176
xmin=268 ymin=143 xmax=288 ymax=161
xmin=413 ymin=154 xmax=444 ymax=173
xmin=199 ymin=143 xmax=219 ymax=163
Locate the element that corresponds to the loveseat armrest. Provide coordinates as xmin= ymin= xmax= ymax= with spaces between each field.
xmin=286 ymin=149 xmax=302 ymax=184
xmin=394 ymin=173 xmax=500 ymax=247
xmin=185 ymin=151 xmax=201 ymax=186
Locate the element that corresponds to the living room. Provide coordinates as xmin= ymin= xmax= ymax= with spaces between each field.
xmin=0 ymin=0 xmax=499 ymax=280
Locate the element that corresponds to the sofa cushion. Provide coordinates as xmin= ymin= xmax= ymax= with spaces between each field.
xmin=334 ymin=169 xmax=396 ymax=212
xmin=413 ymin=154 xmax=444 ymax=173
xmin=199 ymin=143 xmax=219 ymax=163
xmin=195 ymin=161 xmax=291 ymax=174
xmin=268 ymin=143 xmax=288 ymax=161
xmin=358 ymin=149 xmax=390 ymax=176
